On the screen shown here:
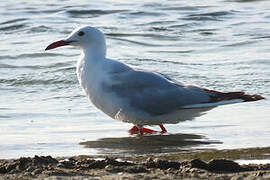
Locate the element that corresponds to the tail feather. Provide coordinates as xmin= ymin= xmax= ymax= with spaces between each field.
xmin=205 ymin=89 xmax=265 ymax=103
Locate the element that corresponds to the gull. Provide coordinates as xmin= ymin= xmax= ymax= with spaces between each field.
xmin=45 ymin=26 xmax=264 ymax=135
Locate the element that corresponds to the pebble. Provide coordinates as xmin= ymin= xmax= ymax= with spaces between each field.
xmin=145 ymin=158 xmax=180 ymax=170
xmin=125 ymin=166 xmax=149 ymax=173
xmin=190 ymin=159 xmax=209 ymax=170
xmin=208 ymin=159 xmax=241 ymax=172
xmin=31 ymin=168 xmax=42 ymax=176
xmin=0 ymin=166 xmax=7 ymax=174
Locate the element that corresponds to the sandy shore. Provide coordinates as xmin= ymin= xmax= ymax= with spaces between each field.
xmin=1 ymin=147 xmax=270 ymax=180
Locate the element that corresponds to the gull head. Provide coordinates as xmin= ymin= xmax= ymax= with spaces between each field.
xmin=45 ymin=26 xmax=106 ymax=56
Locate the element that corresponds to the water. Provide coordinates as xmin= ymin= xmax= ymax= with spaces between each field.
xmin=236 ymin=159 xmax=270 ymax=165
xmin=0 ymin=0 xmax=270 ymax=159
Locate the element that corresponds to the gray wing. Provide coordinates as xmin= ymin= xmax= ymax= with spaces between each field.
xmin=108 ymin=69 xmax=211 ymax=115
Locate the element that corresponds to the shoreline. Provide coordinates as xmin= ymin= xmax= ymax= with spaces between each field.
xmin=1 ymin=147 xmax=270 ymax=179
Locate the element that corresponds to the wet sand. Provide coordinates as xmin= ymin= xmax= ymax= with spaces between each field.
xmin=1 ymin=147 xmax=270 ymax=180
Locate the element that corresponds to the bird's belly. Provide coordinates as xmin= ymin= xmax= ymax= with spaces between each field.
xmin=86 ymin=86 xmax=120 ymax=119
xmin=144 ymin=107 xmax=214 ymax=125
xmin=77 ymin=72 xmax=117 ymax=119
xmin=83 ymin=82 xmax=148 ymax=123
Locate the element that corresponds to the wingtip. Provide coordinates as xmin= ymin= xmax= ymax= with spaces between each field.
xmin=250 ymin=94 xmax=265 ymax=101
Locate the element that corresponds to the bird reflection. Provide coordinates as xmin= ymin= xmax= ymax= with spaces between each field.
xmin=80 ymin=133 xmax=221 ymax=154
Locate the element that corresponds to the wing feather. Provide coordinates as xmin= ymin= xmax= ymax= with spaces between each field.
xmin=107 ymin=69 xmax=211 ymax=115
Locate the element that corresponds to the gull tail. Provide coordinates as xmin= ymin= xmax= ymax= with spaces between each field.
xmin=183 ymin=90 xmax=264 ymax=109
xmin=206 ymin=89 xmax=265 ymax=103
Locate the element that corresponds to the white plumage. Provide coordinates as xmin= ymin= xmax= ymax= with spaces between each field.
xmin=45 ymin=26 xmax=264 ymax=134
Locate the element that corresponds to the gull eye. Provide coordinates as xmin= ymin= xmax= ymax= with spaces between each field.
xmin=78 ymin=31 xmax=84 ymax=36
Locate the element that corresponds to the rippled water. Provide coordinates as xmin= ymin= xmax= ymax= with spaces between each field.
xmin=0 ymin=0 xmax=270 ymax=159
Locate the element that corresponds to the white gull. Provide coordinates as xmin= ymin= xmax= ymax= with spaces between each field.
xmin=45 ymin=26 xmax=264 ymax=135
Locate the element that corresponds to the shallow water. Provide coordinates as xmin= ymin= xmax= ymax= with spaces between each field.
xmin=236 ymin=159 xmax=270 ymax=165
xmin=0 ymin=0 xmax=270 ymax=159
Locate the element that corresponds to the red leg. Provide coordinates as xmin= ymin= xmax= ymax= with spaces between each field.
xmin=140 ymin=127 xmax=157 ymax=135
xmin=159 ymin=125 xmax=167 ymax=133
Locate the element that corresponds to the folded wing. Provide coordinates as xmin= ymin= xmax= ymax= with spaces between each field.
xmin=108 ymin=69 xmax=213 ymax=115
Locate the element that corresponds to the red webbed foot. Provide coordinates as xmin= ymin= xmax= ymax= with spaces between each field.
xmin=159 ymin=124 xmax=167 ymax=133
xmin=139 ymin=127 xmax=157 ymax=135
xmin=128 ymin=125 xmax=167 ymax=135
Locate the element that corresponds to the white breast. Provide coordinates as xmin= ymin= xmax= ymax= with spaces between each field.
xmin=76 ymin=56 xmax=120 ymax=119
